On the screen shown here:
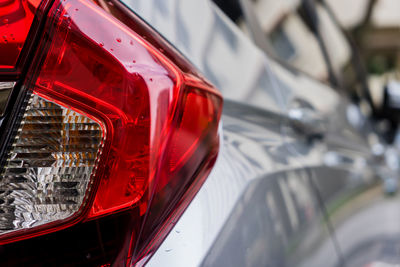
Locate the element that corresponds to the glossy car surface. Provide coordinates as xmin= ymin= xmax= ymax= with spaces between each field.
xmin=124 ymin=1 xmax=400 ymax=266
xmin=0 ymin=0 xmax=398 ymax=266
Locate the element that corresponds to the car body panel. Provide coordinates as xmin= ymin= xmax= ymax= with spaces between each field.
xmin=123 ymin=0 xmax=284 ymax=114
xmin=122 ymin=0 xmax=397 ymax=266
xmin=145 ymin=100 xmax=341 ymax=267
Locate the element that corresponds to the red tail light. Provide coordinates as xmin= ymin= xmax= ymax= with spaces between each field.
xmin=0 ymin=0 xmax=222 ymax=264
xmin=0 ymin=0 xmax=45 ymax=69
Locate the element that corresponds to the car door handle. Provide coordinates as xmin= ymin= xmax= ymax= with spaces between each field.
xmin=288 ymin=107 xmax=327 ymax=138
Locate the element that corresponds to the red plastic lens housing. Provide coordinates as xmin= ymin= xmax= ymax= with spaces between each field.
xmin=1 ymin=0 xmax=222 ymax=263
xmin=0 ymin=0 xmax=40 ymax=69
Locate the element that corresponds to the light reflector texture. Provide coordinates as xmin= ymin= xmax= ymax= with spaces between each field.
xmin=0 ymin=93 xmax=104 ymax=233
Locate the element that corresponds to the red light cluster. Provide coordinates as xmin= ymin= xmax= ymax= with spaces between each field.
xmin=0 ymin=0 xmax=222 ymax=263
xmin=0 ymin=0 xmax=39 ymax=69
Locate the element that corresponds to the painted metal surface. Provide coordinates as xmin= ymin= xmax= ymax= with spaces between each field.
xmin=122 ymin=0 xmax=399 ymax=266
xmin=146 ymin=101 xmax=340 ymax=267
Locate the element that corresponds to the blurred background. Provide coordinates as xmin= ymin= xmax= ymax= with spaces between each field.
xmin=213 ymin=0 xmax=400 ymax=142
xmin=206 ymin=2 xmax=400 ymax=266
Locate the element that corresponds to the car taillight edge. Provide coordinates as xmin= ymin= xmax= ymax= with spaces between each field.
xmin=0 ymin=0 xmax=222 ymax=264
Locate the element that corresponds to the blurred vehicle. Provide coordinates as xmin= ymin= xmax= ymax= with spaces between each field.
xmin=0 ymin=0 xmax=400 ymax=266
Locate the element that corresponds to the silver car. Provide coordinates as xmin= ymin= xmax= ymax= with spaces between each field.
xmin=0 ymin=0 xmax=399 ymax=266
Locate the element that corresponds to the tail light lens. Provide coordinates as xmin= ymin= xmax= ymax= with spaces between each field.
xmin=0 ymin=0 xmax=44 ymax=69
xmin=1 ymin=93 xmax=104 ymax=233
xmin=0 ymin=0 xmax=222 ymax=264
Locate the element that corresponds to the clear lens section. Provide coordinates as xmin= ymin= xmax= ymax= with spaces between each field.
xmin=0 ymin=93 xmax=104 ymax=233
